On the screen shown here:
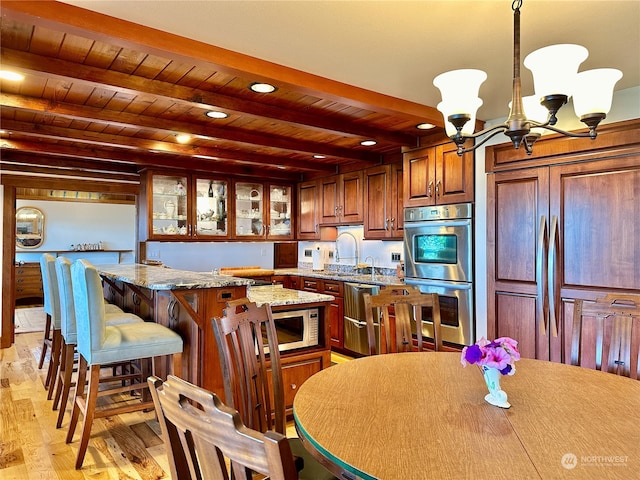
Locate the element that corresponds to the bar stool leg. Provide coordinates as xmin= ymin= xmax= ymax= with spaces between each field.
xmin=74 ymin=364 xmax=101 ymax=469
xmin=37 ymin=313 xmax=52 ymax=369
xmin=55 ymin=342 xmax=76 ymax=428
xmin=66 ymin=355 xmax=87 ymax=444
xmin=45 ymin=329 xmax=62 ymax=392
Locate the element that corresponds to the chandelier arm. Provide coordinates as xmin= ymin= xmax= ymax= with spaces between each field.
xmin=454 ymin=127 xmax=509 ymax=156
xmin=534 ymin=123 xmax=597 ymax=139
xmin=456 ymin=122 xmax=509 ymax=141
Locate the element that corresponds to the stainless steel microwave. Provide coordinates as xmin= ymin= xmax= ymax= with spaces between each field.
xmin=267 ymin=307 xmax=320 ymax=353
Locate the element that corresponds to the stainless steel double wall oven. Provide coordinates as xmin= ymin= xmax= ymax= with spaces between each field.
xmin=403 ymin=203 xmax=474 ymax=346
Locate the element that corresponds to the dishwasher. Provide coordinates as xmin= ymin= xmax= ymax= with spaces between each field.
xmin=343 ymin=283 xmax=380 ymax=355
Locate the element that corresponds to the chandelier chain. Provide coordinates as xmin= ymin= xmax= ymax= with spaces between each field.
xmin=512 ymin=0 xmax=523 ymax=12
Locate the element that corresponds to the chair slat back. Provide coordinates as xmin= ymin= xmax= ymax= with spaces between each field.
xmin=363 ymin=285 xmax=442 ymax=355
xmin=571 ymin=294 xmax=640 ymax=379
xmin=212 ymin=298 xmax=286 ymax=434
xmin=149 ymin=375 xmax=298 ymax=480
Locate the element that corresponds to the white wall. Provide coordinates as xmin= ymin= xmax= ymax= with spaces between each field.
xmin=14 ymin=199 xmax=136 ymax=264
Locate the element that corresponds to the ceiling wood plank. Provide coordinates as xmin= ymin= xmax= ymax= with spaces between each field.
xmin=0 ymin=92 xmax=377 ymax=162
xmin=2 ymin=48 xmax=417 ymax=146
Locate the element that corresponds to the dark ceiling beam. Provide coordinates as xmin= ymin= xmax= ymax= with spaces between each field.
xmin=0 ymin=0 xmax=443 ymax=126
xmin=0 ymin=93 xmax=378 ymax=163
xmin=1 ymin=48 xmax=416 ymax=147
xmin=0 ymin=119 xmax=337 ymax=174
xmin=0 ymin=157 xmax=138 ymax=182
xmin=1 ymin=142 xmax=304 ymax=182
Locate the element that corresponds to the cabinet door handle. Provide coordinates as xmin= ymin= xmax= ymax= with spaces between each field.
xmin=436 ymin=180 xmax=441 ymax=197
xmin=547 ymin=215 xmax=559 ymax=337
xmin=384 ymin=218 xmax=389 ymax=230
xmin=536 ymin=215 xmax=549 ymax=336
xmin=315 ymin=223 xmax=318 ymax=234
xmin=390 ymin=218 xmax=395 ymax=230
xmin=427 ymin=181 xmax=433 ymax=197
xmin=291 ymin=383 xmax=297 ymax=390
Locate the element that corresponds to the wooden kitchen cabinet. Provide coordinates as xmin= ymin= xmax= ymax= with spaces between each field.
xmin=280 ymin=353 xmax=326 ymax=414
xmin=486 ymin=125 xmax=640 ymax=363
xmin=297 ymin=179 xmax=320 ymax=239
xmin=403 ymin=142 xmax=474 ymax=207
xmin=14 ymin=262 xmax=43 ymax=305
xmin=364 ymin=162 xmax=404 ymax=239
xmin=234 ymin=181 xmax=293 ymax=240
xmin=139 ymin=170 xmax=230 ymax=241
xmin=320 ymin=171 xmax=364 ymax=225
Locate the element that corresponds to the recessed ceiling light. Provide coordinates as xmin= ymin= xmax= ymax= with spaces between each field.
xmin=416 ymin=123 xmax=436 ymax=130
xmin=175 ymin=133 xmax=192 ymax=144
xmin=313 ymin=154 xmax=326 ymax=159
xmin=360 ymin=140 xmax=377 ymax=146
xmin=0 ymin=70 xmax=25 ymax=81
xmin=250 ymin=82 xmax=277 ymax=93
xmin=205 ymin=110 xmax=229 ymax=119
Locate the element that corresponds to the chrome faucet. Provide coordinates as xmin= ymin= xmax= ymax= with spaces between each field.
xmin=364 ymin=255 xmax=377 ymax=280
xmin=335 ymin=231 xmax=359 ymax=269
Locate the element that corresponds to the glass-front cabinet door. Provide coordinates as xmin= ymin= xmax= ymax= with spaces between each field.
xmin=151 ymin=173 xmax=189 ymax=238
xmin=234 ymin=182 xmax=264 ymax=238
xmin=195 ymin=178 xmax=229 ymax=238
xmin=267 ymin=184 xmax=292 ymax=239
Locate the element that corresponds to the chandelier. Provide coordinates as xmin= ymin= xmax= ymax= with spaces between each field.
xmin=433 ymin=0 xmax=623 ymax=156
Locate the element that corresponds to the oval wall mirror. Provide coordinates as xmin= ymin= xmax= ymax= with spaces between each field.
xmin=16 ymin=206 xmax=45 ymax=249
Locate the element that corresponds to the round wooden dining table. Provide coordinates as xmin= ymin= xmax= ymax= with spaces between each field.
xmin=293 ymin=352 xmax=640 ymax=480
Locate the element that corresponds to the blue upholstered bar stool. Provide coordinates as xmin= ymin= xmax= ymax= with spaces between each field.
xmin=38 ymin=254 xmax=62 ymax=394
xmin=52 ymin=256 xmax=144 ymax=428
xmin=66 ymin=259 xmax=183 ymax=469
xmin=41 ymin=254 xmax=126 ymax=401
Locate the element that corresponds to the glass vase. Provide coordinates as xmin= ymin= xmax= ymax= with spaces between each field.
xmin=481 ymin=365 xmax=511 ymax=409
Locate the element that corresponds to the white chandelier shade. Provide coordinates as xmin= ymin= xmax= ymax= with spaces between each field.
xmin=572 ymin=68 xmax=623 ymax=118
xmin=438 ymin=99 xmax=483 ymax=137
xmin=523 ymin=44 xmax=588 ymax=99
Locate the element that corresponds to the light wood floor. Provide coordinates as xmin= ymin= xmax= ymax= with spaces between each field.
xmin=0 ymin=331 xmax=172 ymax=480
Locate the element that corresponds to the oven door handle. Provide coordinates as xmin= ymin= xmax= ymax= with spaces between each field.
xmin=536 ymin=215 xmax=549 ymax=336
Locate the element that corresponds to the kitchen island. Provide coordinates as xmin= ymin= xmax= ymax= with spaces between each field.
xmin=97 ymin=264 xmax=334 ymax=400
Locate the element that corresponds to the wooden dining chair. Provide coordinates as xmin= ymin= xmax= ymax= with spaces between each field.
xmin=571 ymin=294 xmax=640 ymax=379
xmin=363 ymin=285 xmax=442 ymax=355
xmin=212 ymin=298 xmax=336 ymax=480
xmin=148 ymin=375 xmax=299 ymax=480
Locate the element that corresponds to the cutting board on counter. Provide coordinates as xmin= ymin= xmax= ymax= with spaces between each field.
xmin=219 ymin=266 xmax=275 ymax=277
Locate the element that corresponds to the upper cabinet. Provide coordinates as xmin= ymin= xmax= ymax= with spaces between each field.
xmin=234 ymin=181 xmax=293 ymax=240
xmin=363 ymin=162 xmax=404 ymax=240
xmin=403 ymin=142 xmax=474 ymax=207
xmin=140 ymin=171 xmax=292 ymax=242
xmin=297 ymin=179 xmax=320 ymax=240
xmin=320 ymin=171 xmax=364 ymax=225
xmin=140 ymin=171 xmax=230 ymax=241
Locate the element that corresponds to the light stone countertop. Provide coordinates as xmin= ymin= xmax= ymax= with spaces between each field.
xmin=274 ymin=268 xmax=404 ymax=287
xmin=247 ymin=284 xmax=334 ymax=307
xmin=97 ymin=263 xmax=253 ymax=290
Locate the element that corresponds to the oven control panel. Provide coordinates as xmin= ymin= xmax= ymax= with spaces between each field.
xmin=404 ymin=203 xmax=472 ymax=222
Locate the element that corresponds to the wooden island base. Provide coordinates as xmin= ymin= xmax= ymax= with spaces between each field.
xmin=98 ymin=264 xmax=334 ymax=404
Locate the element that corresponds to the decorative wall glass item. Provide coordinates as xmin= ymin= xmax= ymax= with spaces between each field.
xmin=16 ymin=206 xmax=45 ymax=249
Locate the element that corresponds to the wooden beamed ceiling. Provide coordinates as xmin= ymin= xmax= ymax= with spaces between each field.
xmin=0 ymin=1 xmax=445 ymax=184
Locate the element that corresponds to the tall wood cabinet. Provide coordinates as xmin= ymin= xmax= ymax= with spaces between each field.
xmin=363 ymin=162 xmax=404 ymax=239
xmin=486 ymin=119 xmax=640 ymax=362
xmin=403 ymin=142 xmax=474 ymax=207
